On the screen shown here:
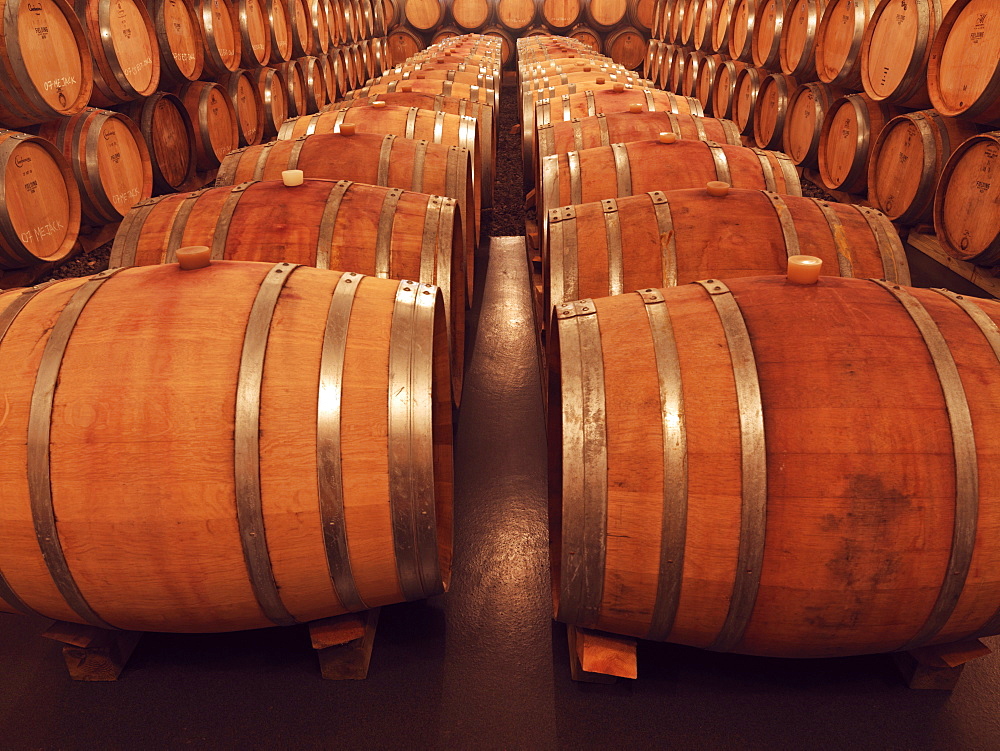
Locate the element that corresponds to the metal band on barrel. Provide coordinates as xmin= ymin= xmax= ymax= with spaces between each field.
xmin=597 ymin=113 xmax=610 ymax=147
xmin=649 ymin=191 xmax=677 ymax=287
xmin=28 ymin=268 xmax=127 ymax=630
xmin=434 ymin=201 xmax=455 ymax=331
xmin=376 ymin=188 xmax=404 ymax=277
xmin=554 ymin=298 xmax=608 ymax=628
xmin=211 ymin=182 xmax=253 ymax=260
xmin=538 ymin=124 xmax=555 ymax=161
xmin=601 ymin=199 xmax=624 ymax=295
xmin=405 ymin=107 xmax=418 ymax=139
xmin=419 ymin=196 xmax=442 ymax=284
xmin=164 ymin=187 xmax=210 ymax=263
xmin=316 ymin=181 xmax=352 ymax=269
xmin=571 ymin=120 xmax=583 ymax=152
xmin=858 ymin=207 xmax=910 ymax=285
xmin=764 ymin=192 xmax=801 ymax=258
xmin=568 ymin=151 xmax=582 ymax=206
xmin=705 ymin=141 xmax=732 ymax=184
xmin=235 ymin=263 xmax=301 ymax=627
xmin=547 ymin=206 xmax=579 ymax=306
xmin=110 ymin=196 xmax=164 ymax=267
xmin=377 ymin=134 xmax=395 ymax=186
xmin=610 ymin=143 xmax=632 ymax=198
xmin=286 ymin=138 xmax=306 ymax=174
xmin=867 ymin=281 xmax=978 ymax=651
xmin=0 ymin=284 xmax=54 ymax=617
xmin=750 ymin=147 xmax=778 ymax=192
xmin=443 ymin=145 xmax=459 ymax=202
xmin=644 ymin=89 xmax=656 ymax=111
xmin=694 ymin=279 xmax=767 ymax=652
xmin=811 ymin=199 xmax=855 ymax=278
xmin=82 ymin=112 xmax=119 ymax=222
xmin=309 ymin=112 xmax=327 ymax=136
xmin=584 ymin=91 xmax=595 ymax=117
xmin=773 ymin=151 xmax=801 ymax=195
xmin=252 ymin=141 xmax=279 ymax=180
xmin=316 ymin=272 xmax=368 ymax=612
xmin=387 ymin=279 xmax=443 ymax=600
xmin=433 ymin=111 xmax=445 ymax=144
xmin=637 ymin=287 xmax=688 ymax=642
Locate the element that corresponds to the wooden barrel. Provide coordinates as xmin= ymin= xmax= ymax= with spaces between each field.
xmin=728 ymin=0 xmax=758 ymax=62
xmin=496 ymin=0 xmax=536 ymax=29
xmin=198 ymin=0 xmax=243 ymax=78
xmin=753 ymin=72 xmax=798 ymax=150
xmin=0 ymin=262 xmax=453 ymax=632
xmin=751 ymin=0 xmax=783 ymax=69
xmin=782 ymin=81 xmax=844 ymax=168
xmin=216 ymin=131 xmax=478 ymax=292
xmin=297 ymin=55 xmax=328 ymax=112
xmin=0 ymin=131 xmax=80 ymax=269
xmin=629 ymin=0 xmax=657 ymax=31
xmin=0 ymin=0 xmax=93 ymax=128
xmin=550 ymin=274 xmax=1000 ymax=657
xmin=680 ymin=0 xmax=705 ymax=44
xmin=868 ymin=110 xmax=979 ymax=227
xmin=326 ymin=47 xmax=349 ymax=97
xmin=693 ymin=53 xmax=724 ymax=113
xmin=710 ymin=0 xmax=738 ymax=53
xmin=657 ymin=45 xmax=680 ymax=90
xmin=536 ymin=111 xmax=742 ymax=167
xmin=540 ymin=0 xmax=583 ymax=30
xmin=431 ymin=25 xmax=464 ymax=45
xmin=731 ymin=65 xmax=764 ymax=136
xmin=644 ymin=40 xmax=662 ymax=83
xmin=382 ymin=0 xmax=398 ymax=27
xmin=111 ymin=178 xmax=465 ymax=397
xmin=545 ymin=185 xmax=908 ymax=312
xmin=667 ymin=46 xmax=688 ymax=93
xmin=815 ymin=0 xmax=877 ymax=88
xmin=605 ymin=27 xmax=647 ymax=71
xmin=779 ymin=0 xmax=826 ymax=80
xmin=404 ymin=0 xmax=445 ymax=30
xmin=667 ymin=0 xmax=691 ymax=42
xmin=276 ymin=59 xmax=308 ymax=116
xmin=934 ymin=132 xmax=1000 ymax=265
xmin=151 ymin=0 xmax=206 ymax=86
xmin=523 ymin=69 xmax=642 ymax=92
xmin=710 ymin=60 xmax=750 ymax=120
xmin=683 ymin=51 xmax=722 ymax=99
xmin=175 ymin=80 xmax=240 ymax=170
xmin=346 ymin=78 xmax=498 ymax=110
xmin=818 ymin=92 xmax=901 ymax=194
xmin=587 ymin=0 xmax=629 ymax=31
xmin=538 ymin=138 xmax=801 ymax=212
xmin=307 ymin=0 xmax=330 ymax=55
xmin=248 ymin=67 xmax=288 ymax=139
xmin=387 ymin=27 xmax=426 ymax=65
xmin=534 ymin=87 xmax=705 ymax=126
xmin=451 ymin=0 xmax=492 ymax=30
xmin=37 ymin=108 xmax=153 ymax=226
xmin=78 ymin=0 xmax=160 ymax=106
xmin=928 ymin=0 xmax=1000 ymax=124
xmin=859 ymin=0 xmax=950 ymax=109
xmin=117 ymin=92 xmax=198 ymax=193
xmin=235 ymin=0 xmax=272 ymax=67
xmin=285 ymin=0 xmax=313 ymax=57
xmin=220 ymin=69 xmax=266 ymax=146
xmin=268 ymin=0 xmax=294 ymax=63
xmin=690 ymin=0 xmax=718 ymax=50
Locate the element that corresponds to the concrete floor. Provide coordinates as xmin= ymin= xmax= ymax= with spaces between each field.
xmin=2 ymin=236 xmax=1000 ymax=750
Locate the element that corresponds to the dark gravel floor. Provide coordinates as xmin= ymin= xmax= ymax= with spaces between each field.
xmin=483 ymin=81 xmax=526 ymax=237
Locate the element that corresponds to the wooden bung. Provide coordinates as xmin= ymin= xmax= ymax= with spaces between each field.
xmin=0 ymin=262 xmax=453 ymax=632
xmin=551 ymin=273 xmax=1000 ymax=658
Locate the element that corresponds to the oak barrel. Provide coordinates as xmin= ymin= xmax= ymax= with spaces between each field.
xmin=605 ymin=27 xmax=647 ymax=71
xmin=859 ymin=0 xmax=951 ymax=109
xmin=451 ymin=0 xmax=492 ymax=30
xmin=933 ymin=132 xmax=1000 ymax=266
xmin=219 ymin=69 xmax=266 ymax=147
xmin=276 ymin=59 xmax=308 ymax=117
xmin=753 ymin=72 xmax=798 ymax=150
xmin=215 ymin=131 xmax=478 ymax=293
xmin=297 ymin=55 xmax=328 ymax=113
xmin=818 ymin=92 xmax=901 ymax=194
xmin=0 ymin=262 xmax=453 ymax=632
xmin=731 ymin=65 xmax=764 ymax=136
xmin=249 ymin=65 xmax=290 ymax=139
xmin=268 ymin=0 xmax=294 ymax=63
xmin=110 ymin=178 xmax=465 ymax=397
xmin=496 ymin=0 xmax=536 ymax=30
xmin=77 ymin=0 xmax=161 ymax=106
xmin=709 ymin=0 xmax=738 ymax=53
xmin=551 ymin=274 xmax=1000 ymax=656
xmin=36 ymin=108 xmax=153 ymax=226
xmin=867 ymin=110 xmax=979 ymax=226
xmin=236 ymin=0 xmax=272 ymax=67
xmin=779 ymin=0 xmax=826 ymax=80
xmin=0 ymin=0 xmax=93 ymax=127
xmin=545 ymin=185 xmax=909 ymax=311
xmin=815 ymin=0 xmax=876 ymax=88
xmin=540 ymin=0 xmax=583 ymax=29
xmin=0 ymin=131 xmax=80 ymax=270
xmin=728 ymin=0 xmax=758 ymax=62
xmin=198 ymin=0 xmax=243 ymax=79
xmin=404 ymin=0 xmax=445 ymax=30
xmin=782 ymin=81 xmax=844 ymax=168
xmin=117 ymin=92 xmax=198 ymax=193
xmin=751 ymin=0 xmax=783 ymax=69
xmin=387 ymin=28 xmax=427 ymax=66
xmin=709 ymin=59 xmax=750 ymax=120
xmin=586 ymin=0 xmax=629 ymax=31
xmin=175 ymin=79 xmax=240 ymax=171
xmin=928 ymin=0 xmax=1000 ymax=124
xmin=151 ymin=0 xmax=206 ymax=86
xmin=539 ymin=138 xmax=801 ymax=212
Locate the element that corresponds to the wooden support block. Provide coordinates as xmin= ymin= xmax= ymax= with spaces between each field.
xmin=309 ymin=609 xmax=380 ymax=680
xmin=42 ymin=621 xmax=142 ymax=681
xmin=567 ymin=624 xmax=637 ymax=683
xmin=892 ymin=638 xmax=992 ymax=690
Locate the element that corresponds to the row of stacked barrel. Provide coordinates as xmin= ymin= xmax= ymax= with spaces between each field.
xmin=522 ymin=33 xmax=1000 ymax=663
xmin=0 ymin=34 xmax=499 ymax=636
xmin=0 ymin=0 xmax=395 ymax=276
xmin=645 ymin=0 xmax=1000 ymax=270
xmin=387 ymin=0 xmax=653 ymax=69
